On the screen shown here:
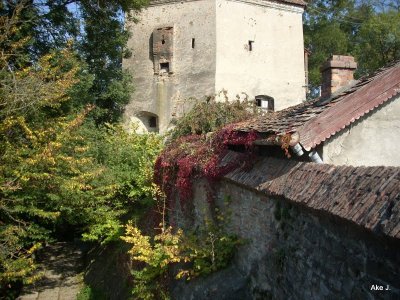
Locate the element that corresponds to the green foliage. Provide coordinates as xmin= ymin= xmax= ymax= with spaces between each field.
xmin=0 ymin=109 xmax=162 ymax=286
xmin=0 ymin=0 xmax=148 ymax=122
xmin=180 ymin=225 xmax=239 ymax=279
xmin=169 ymin=96 xmax=257 ymax=141
xmin=80 ymin=123 xmax=163 ymax=242
xmin=0 ymin=3 xmax=162 ymax=289
xmin=0 ymin=11 xmax=86 ymax=283
xmin=354 ymin=11 xmax=400 ymax=74
xmin=77 ymin=284 xmax=107 ymax=300
xmin=122 ymin=201 xmax=241 ymax=299
xmin=305 ymin=22 xmax=349 ymax=87
xmin=122 ymin=224 xmax=186 ymax=300
xmin=304 ymin=0 xmax=400 ymax=93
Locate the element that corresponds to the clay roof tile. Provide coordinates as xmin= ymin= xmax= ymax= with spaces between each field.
xmin=234 ymin=61 xmax=400 ymax=151
xmin=223 ymin=152 xmax=400 ymax=240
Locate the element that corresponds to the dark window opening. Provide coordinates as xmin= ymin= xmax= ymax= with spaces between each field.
xmin=192 ymin=38 xmax=195 ymax=48
xmin=255 ymin=95 xmax=275 ymax=111
xmin=160 ymin=62 xmax=170 ymax=73
xmin=248 ymin=40 xmax=254 ymax=51
xmin=149 ymin=116 xmax=157 ymax=128
xmin=162 ymin=39 xmax=165 ymax=44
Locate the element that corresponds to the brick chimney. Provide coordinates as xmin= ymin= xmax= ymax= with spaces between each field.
xmin=320 ymin=55 xmax=357 ymax=98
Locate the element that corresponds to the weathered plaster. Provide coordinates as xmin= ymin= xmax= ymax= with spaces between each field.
xmin=323 ymin=95 xmax=400 ymax=167
xmin=123 ymin=0 xmax=217 ymax=133
xmin=215 ymin=0 xmax=306 ymax=109
xmin=123 ymin=0 xmax=306 ymax=133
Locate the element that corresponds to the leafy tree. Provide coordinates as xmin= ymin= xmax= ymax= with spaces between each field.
xmin=1 ymin=0 xmax=148 ymax=121
xmin=304 ymin=0 xmax=400 ymax=92
xmin=0 ymin=2 xmax=163 ymax=293
xmin=354 ymin=10 xmax=400 ymax=73
xmin=0 ymin=5 xmax=84 ymax=285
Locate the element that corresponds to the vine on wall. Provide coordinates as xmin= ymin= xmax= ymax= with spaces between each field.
xmin=154 ymin=125 xmax=258 ymax=211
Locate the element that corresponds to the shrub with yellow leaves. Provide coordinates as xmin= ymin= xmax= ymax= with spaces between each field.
xmin=0 ymin=3 xmax=163 ymax=295
xmin=122 ymin=201 xmax=240 ymax=299
xmin=122 ymin=223 xmax=188 ymax=300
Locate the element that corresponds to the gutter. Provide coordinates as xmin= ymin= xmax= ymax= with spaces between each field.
xmin=252 ymin=132 xmax=323 ymax=163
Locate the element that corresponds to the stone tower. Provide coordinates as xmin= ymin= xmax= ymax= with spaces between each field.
xmin=123 ymin=0 xmax=307 ymax=133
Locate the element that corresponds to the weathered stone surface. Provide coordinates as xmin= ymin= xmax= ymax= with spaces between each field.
xmin=171 ymin=265 xmax=251 ymax=300
xmin=172 ymin=180 xmax=400 ymax=299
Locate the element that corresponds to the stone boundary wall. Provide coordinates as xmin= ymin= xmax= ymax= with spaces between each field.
xmin=223 ymin=154 xmax=400 ymax=239
xmin=171 ymin=154 xmax=400 ymax=299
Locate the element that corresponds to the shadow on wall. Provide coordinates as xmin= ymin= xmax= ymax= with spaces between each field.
xmin=149 ymin=33 xmax=153 ymax=61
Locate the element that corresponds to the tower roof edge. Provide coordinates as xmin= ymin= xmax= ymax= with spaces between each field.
xmin=148 ymin=0 xmax=306 ymax=8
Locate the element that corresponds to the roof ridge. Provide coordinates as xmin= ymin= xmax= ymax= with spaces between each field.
xmin=234 ymin=61 xmax=400 ymax=150
xmin=299 ymin=63 xmax=400 ymax=150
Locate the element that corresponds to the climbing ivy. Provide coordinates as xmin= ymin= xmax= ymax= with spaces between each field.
xmin=155 ymin=125 xmax=258 ymax=214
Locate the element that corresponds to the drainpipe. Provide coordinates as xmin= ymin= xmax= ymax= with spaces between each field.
xmin=252 ymin=132 xmax=322 ymax=163
xmin=289 ymin=143 xmax=323 ymax=164
xmin=290 ymin=143 xmax=304 ymax=156
xmin=309 ymin=150 xmax=323 ymax=163
xmin=253 ymin=132 xmax=305 ymax=156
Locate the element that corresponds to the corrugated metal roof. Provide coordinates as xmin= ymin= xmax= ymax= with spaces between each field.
xmin=223 ymin=152 xmax=400 ymax=240
xmin=234 ymin=61 xmax=400 ymax=151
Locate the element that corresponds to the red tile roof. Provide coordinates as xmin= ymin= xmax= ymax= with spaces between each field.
xmin=223 ymin=152 xmax=400 ymax=240
xmin=234 ymin=61 xmax=400 ymax=151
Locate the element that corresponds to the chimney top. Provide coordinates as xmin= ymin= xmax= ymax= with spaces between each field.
xmin=321 ymin=55 xmax=357 ymax=99
xmin=321 ymin=55 xmax=357 ymax=72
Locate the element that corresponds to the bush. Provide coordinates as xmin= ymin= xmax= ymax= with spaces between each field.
xmin=168 ymin=97 xmax=257 ymax=141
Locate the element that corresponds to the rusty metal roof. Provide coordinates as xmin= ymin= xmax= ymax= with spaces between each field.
xmin=223 ymin=152 xmax=400 ymax=240
xmin=234 ymin=61 xmax=400 ymax=151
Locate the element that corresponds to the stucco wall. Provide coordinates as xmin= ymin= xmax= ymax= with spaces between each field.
xmin=123 ymin=0 xmax=217 ymax=133
xmin=123 ymin=0 xmax=306 ymax=133
xmin=171 ymin=180 xmax=400 ymax=299
xmin=323 ymin=96 xmax=400 ymax=167
xmin=215 ymin=0 xmax=306 ymax=109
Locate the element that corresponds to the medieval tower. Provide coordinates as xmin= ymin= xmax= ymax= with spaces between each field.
xmin=123 ymin=0 xmax=307 ymax=133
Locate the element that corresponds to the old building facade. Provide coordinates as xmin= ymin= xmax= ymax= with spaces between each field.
xmin=123 ymin=0 xmax=307 ymax=133
xmin=166 ymin=60 xmax=400 ymax=297
xmin=234 ymin=57 xmax=400 ymax=167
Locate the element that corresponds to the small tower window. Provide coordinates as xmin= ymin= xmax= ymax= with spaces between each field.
xmin=255 ymin=95 xmax=274 ymax=111
xmin=149 ymin=116 xmax=157 ymax=128
xmin=192 ymin=38 xmax=195 ymax=49
xmin=160 ymin=62 xmax=170 ymax=73
xmin=152 ymin=26 xmax=174 ymax=74
xmin=248 ymin=40 xmax=254 ymax=51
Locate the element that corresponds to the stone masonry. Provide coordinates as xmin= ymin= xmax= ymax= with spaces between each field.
xmin=171 ymin=154 xmax=400 ymax=299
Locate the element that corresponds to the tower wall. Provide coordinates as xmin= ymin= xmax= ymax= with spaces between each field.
xmin=123 ymin=0 xmax=217 ymax=133
xmin=215 ymin=0 xmax=305 ymax=110
xmin=123 ymin=0 xmax=306 ymax=133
